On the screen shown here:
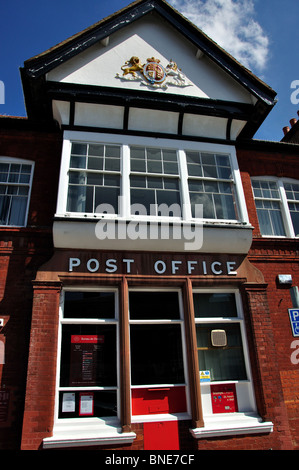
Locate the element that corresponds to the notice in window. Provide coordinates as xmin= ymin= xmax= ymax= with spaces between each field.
xmin=62 ymin=392 xmax=75 ymax=413
xmin=211 ymin=384 xmax=238 ymax=413
xmin=79 ymin=392 xmax=94 ymax=416
xmin=200 ymin=370 xmax=211 ymax=382
xmin=69 ymin=335 xmax=105 ymax=386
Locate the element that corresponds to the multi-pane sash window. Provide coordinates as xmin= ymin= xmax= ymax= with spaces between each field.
xmin=60 ymin=135 xmax=246 ymax=224
xmin=0 ymin=159 xmax=33 ymax=226
xmin=252 ymin=178 xmax=299 ymax=237
xmin=251 ymin=180 xmax=285 ymax=236
xmin=186 ymin=152 xmax=237 ymax=219
xmin=67 ymin=143 xmax=121 ymax=214
xmin=284 ymin=182 xmax=299 ymax=236
xmin=130 ymin=147 xmax=181 ymax=216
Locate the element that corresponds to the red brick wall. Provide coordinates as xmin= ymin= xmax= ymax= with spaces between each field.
xmin=0 ymin=124 xmax=62 ymax=449
xmin=237 ymin=145 xmax=299 ymax=450
xmin=0 ymin=230 xmax=55 ymax=449
xmin=0 ymin=125 xmax=62 ymax=227
xmin=21 ymin=283 xmax=61 ymax=450
xmin=248 ymin=247 xmax=299 ymax=450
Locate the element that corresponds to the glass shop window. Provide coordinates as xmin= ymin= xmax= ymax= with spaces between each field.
xmin=57 ymin=290 xmax=118 ymax=419
xmin=129 ymin=291 xmax=185 ymax=386
xmin=196 ymin=323 xmax=247 ymax=381
xmin=194 ymin=292 xmax=247 ymax=382
xmin=129 ymin=291 xmax=181 ymax=320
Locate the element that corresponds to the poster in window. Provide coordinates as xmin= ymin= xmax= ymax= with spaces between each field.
xmin=79 ymin=392 xmax=94 ymax=416
xmin=69 ymin=335 xmax=105 ymax=386
xmin=62 ymin=392 xmax=75 ymax=413
xmin=211 ymin=384 xmax=238 ymax=413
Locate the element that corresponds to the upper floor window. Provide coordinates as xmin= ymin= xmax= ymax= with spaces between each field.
xmin=67 ymin=143 xmax=121 ymax=214
xmin=0 ymin=158 xmax=34 ymax=227
xmin=56 ymin=132 xmax=248 ymax=225
xmin=130 ymin=146 xmax=181 ymax=216
xmin=252 ymin=177 xmax=299 ymax=237
xmin=186 ymin=151 xmax=237 ymax=219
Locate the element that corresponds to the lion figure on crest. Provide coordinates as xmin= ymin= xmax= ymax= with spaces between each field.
xmin=120 ymin=56 xmax=144 ymax=77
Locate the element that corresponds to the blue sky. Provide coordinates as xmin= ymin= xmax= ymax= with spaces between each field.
xmin=0 ymin=0 xmax=298 ymax=142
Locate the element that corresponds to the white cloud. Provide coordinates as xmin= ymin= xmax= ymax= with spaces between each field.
xmin=169 ymin=0 xmax=269 ymax=72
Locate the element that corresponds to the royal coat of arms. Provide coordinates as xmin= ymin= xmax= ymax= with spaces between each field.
xmin=116 ymin=56 xmax=191 ymax=89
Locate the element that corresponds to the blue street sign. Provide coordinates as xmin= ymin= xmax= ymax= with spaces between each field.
xmin=289 ymin=309 xmax=299 ymax=337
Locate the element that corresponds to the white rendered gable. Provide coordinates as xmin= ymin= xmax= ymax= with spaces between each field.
xmin=47 ymin=13 xmax=254 ymax=105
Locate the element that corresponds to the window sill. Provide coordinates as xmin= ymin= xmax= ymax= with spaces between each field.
xmin=53 ymin=218 xmax=253 ymax=254
xmin=42 ymin=419 xmax=136 ymax=449
xmin=132 ymin=412 xmax=191 ymax=423
xmin=190 ymin=413 xmax=273 ymax=439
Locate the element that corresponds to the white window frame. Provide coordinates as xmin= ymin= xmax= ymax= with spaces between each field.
xmin=193 ymin=289 xmax=256 ymax=414
xmin=55 ymin=287 xmax=120 ymax=424
xmin=191 ymin=289 xmax=273 ymax=439
xmin=129 ymin=287 xmax=191 ymax=423
xmin=0 ymin=156 xmax=34 ymax=227
xmin=56 ymin=131 xmax=249 ymax=226
xmin=43 ymin=287 xmax=137 ymax=449
xmin=252 ymin=176 xmax=299 ymax=238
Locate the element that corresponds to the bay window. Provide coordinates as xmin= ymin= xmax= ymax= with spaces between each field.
xmin=57 ymin=132 xmax=248 ymax=225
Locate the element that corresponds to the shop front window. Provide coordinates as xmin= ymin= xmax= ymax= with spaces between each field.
xmin=192 ymin=290 xmax=258 ymax=419
xmin=196 ymin=323 xmax=247 ymax=382
xmin=130 ymin=324 xmax=185 ymax=385
xmin=129 ymin=290 xmax=188 ymax=418
xmin=57 ymin=290 xmax=118 ymax=420
xmin=129 ymin=290 xmax=185 ymax=386
xmin=194 ymin=292 xmax=247 ymax=382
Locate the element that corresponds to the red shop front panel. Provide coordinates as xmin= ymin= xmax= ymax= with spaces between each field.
xmin=131 ymin=386 xmax=187 ymax=415
xmin=144 ymin=421 xmax=180 ymax=450
xmin=211 ymin=383 xmax=238 ymax=413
